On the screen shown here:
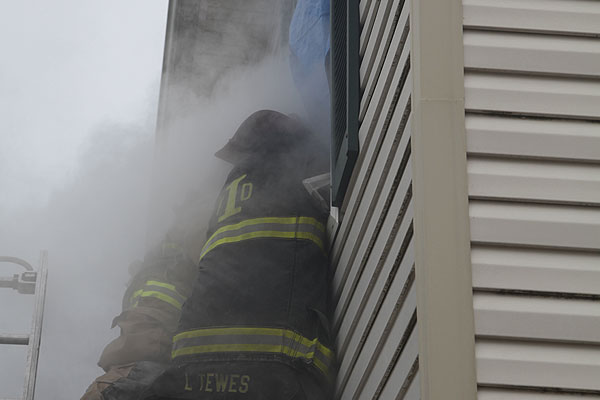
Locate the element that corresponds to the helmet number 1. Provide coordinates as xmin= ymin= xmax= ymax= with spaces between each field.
xmin=217 ymin=174 xmax=252 ymax=222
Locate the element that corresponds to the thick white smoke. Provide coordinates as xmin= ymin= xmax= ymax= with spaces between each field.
xmin=151 ymin=54 xmax=307 ymax=241
xmin=0 ymin=1 xmax=167 ymax=397
xmin=0 ymin=51 xmax=305 ymax=399
xmin=0 ymin=121 xmax=153 ymax=398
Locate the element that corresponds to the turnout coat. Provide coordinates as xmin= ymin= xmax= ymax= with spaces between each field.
xmin=172 ymin=154 xmax=334 ymax=382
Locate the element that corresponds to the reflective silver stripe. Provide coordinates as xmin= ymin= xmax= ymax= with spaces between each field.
xmin=172 ymin=327 xmax=334 ymax=378
xmin=199 ymin=217 xmax=326 ymax=262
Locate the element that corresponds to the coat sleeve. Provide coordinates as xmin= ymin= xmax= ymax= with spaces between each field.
xmin=97 ymin=246 xmax=198 ymax=371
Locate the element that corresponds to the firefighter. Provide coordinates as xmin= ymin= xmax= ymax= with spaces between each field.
xmin=82 ymin=221 xmax=201 ymax=400
xmin=146 ymin=110 xmax=334 ymax=400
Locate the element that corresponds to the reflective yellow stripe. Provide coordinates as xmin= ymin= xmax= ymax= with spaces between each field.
xmin=172 ymin=327 xmax=334 ymax=378
xmin=198 ymin=216 xmax=326 ymax=262
xmin=173 ymin=344 xmax=308 ymax=358
xmin=162 ymin=241 xmax=180 ymax=250
xmin=129 ymin=280 xmax=186 ymax=310
xmin=200 ymin=231 xmax=295 ymax=260
xmin=208 ymin=217 xmax=324 ymax=240
xmin=313 ymin=358 xmax=329 ymax=377
xmin=297 ymin=335 xmax=334 ymax=359
xmin=298 ymin=216 xmax=325 ymax=232
xmin=172 ymin=327 xmax=334 ymax=355
xmin=175 ymin=326 xmax=295 ymax=341
xmin=131 ymin=289 xmax=144 ymax=302
xmin=139 ymin=291 xmax=183 ymax=310
xmin=296 ymin=232 xmax=324 ymax=252
xmin=145 ymin=280 xmax=177 ymax=291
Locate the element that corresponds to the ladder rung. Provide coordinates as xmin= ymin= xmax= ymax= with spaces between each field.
xmin=0 ymin=333 xmax=29 ymax=345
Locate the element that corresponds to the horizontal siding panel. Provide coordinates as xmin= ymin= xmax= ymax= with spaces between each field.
xmin=401 ymin=373 xmax=420 ymax=400
xmin=468 ymin=158 xmax=600 ymax=205
xmin=337 ymin=283 xmax=416 ymax=398
xmin=478 ymin=388 xmax=600 ymax=399
xmin=360 ymin=0 xmax=395 ymax=82
xmin=330 ymin=0 xmax=410 ymax=259
xmin=360 ymin=0 xmax=379 ymax=57
xmin=359 ymin=0 xmax=409 ymax=123
xmin=464 ymin=30 xmax=600 ymax=77
xmin=371 ymin=329 xmax=418 ymax=400
xmin=335 ymin=213 xmax=413 ymax=390
xmin=466 ymin=115 xmax=600 ymax=162
xmin=334 ymin=194 xmax=412 ymax=339
xmin=335 ymin=176 xmax=413 ymax=350
xmin=476 ymin=340 xmax=600 ymax=392
xmin=465 ymin=72 xmax=600 ymax=120
xmin=470 ymin=201 xmax=600 ymax=250
xmin=463 ymin=0 xmax=600 ymax=36
xmin=472 ymin=246 xmax=600 ymax=296
xmin=360 ymin=59 xmax=410 ymax=150
xmin=337 ymin=216 xmax=413 ymax=365
xmin=336 ymin=239 xmax=414 ymax=396
xmin=337 ymin=238 xmax=414 ymax=379
xmin=360 ymin=0 xmax=407 ymax=91
xmin=331 ymin=72 xmax=411 ymax=270
xmin=474 ymin=293 xmax=600 ymax=343
xmin=332 ymin=96 xmax=411 ymax=300
xmin=465 ymin=1 xmax=600 ymax=397
xmin=334 ymin=116 xmax=412 ymax=330
xmin=360 ymin=0 xmax=374 ymax=26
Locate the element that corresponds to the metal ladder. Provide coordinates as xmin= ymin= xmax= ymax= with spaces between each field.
xmin=0 ymin=252 xmax=48 ymax=400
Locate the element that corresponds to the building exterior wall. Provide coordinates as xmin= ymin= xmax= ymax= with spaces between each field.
xmin=329 ymin=0 xmax=418 ymax=398
xmin=151 ymin=0 xmax=294 ymax=240
xmin=463 ymin=0 xmax=600 ymax=397
xmin=157 ymin=0 xmax=293 ymax=145
xmin=409 ymin=0 xmax=477 ymax=398
xmin=331 ymin=0 xmax=600 ymax=399
xmin=155 ymin=1 xmax=600 ymax=398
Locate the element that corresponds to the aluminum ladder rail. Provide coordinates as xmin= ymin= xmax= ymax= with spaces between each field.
xmin=0 ymin=252 xmax=48 ymax=400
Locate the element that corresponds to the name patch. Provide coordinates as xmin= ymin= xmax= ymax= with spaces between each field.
xmin=184 ymin=372 xmax=250 ymax=393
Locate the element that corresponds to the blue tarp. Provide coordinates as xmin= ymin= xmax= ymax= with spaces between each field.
xmin=289 ymin=0 xmax=331 ymax=140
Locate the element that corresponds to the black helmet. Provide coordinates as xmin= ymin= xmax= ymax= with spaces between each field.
xmin=215 ymin=110 xmax=309 ymax=164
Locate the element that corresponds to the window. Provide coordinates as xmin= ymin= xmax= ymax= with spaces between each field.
xmin=330 ymin=0 xmax=360 ymax=208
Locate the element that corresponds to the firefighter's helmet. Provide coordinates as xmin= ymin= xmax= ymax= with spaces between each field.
xmin=215 ymin=110 xmax=309 ymax=164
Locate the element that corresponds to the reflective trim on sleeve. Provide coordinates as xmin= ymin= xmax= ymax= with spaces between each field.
xmin=199 ymin=216 xmax=326 ymax=262
xmin=131 ymin=289 xmax=144 ymax=300
xmin=161 ymin=241 xmax=181 ymax=255
xmin=172 ymin=327 xmax=334 ymax=379
xmin=129 ymin=280 xmax=186 ymax=310
xmin=145 ymin=280 xmax=177 ymax=292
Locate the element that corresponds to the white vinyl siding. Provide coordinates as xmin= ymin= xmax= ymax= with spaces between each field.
xmin=329 ymin=0 xmax=417 ymax=398
xmin=478 ymin=389 xmax=600 ymax=400
xmin=463 ymin=0 xmax=600 ymax=37
xmin=463 ymin=0 xmax=600 ymax=396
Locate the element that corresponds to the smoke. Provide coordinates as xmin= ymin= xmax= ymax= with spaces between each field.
xmin=0 ymin=49 xmax=306 ymax=398
xmin=0 ymin=120 xmax=153 ymax=398
xmin=0 ymin=0 xmax=330 ymax=396
xmin=148 ymin=52 xmax=307 ymax=248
